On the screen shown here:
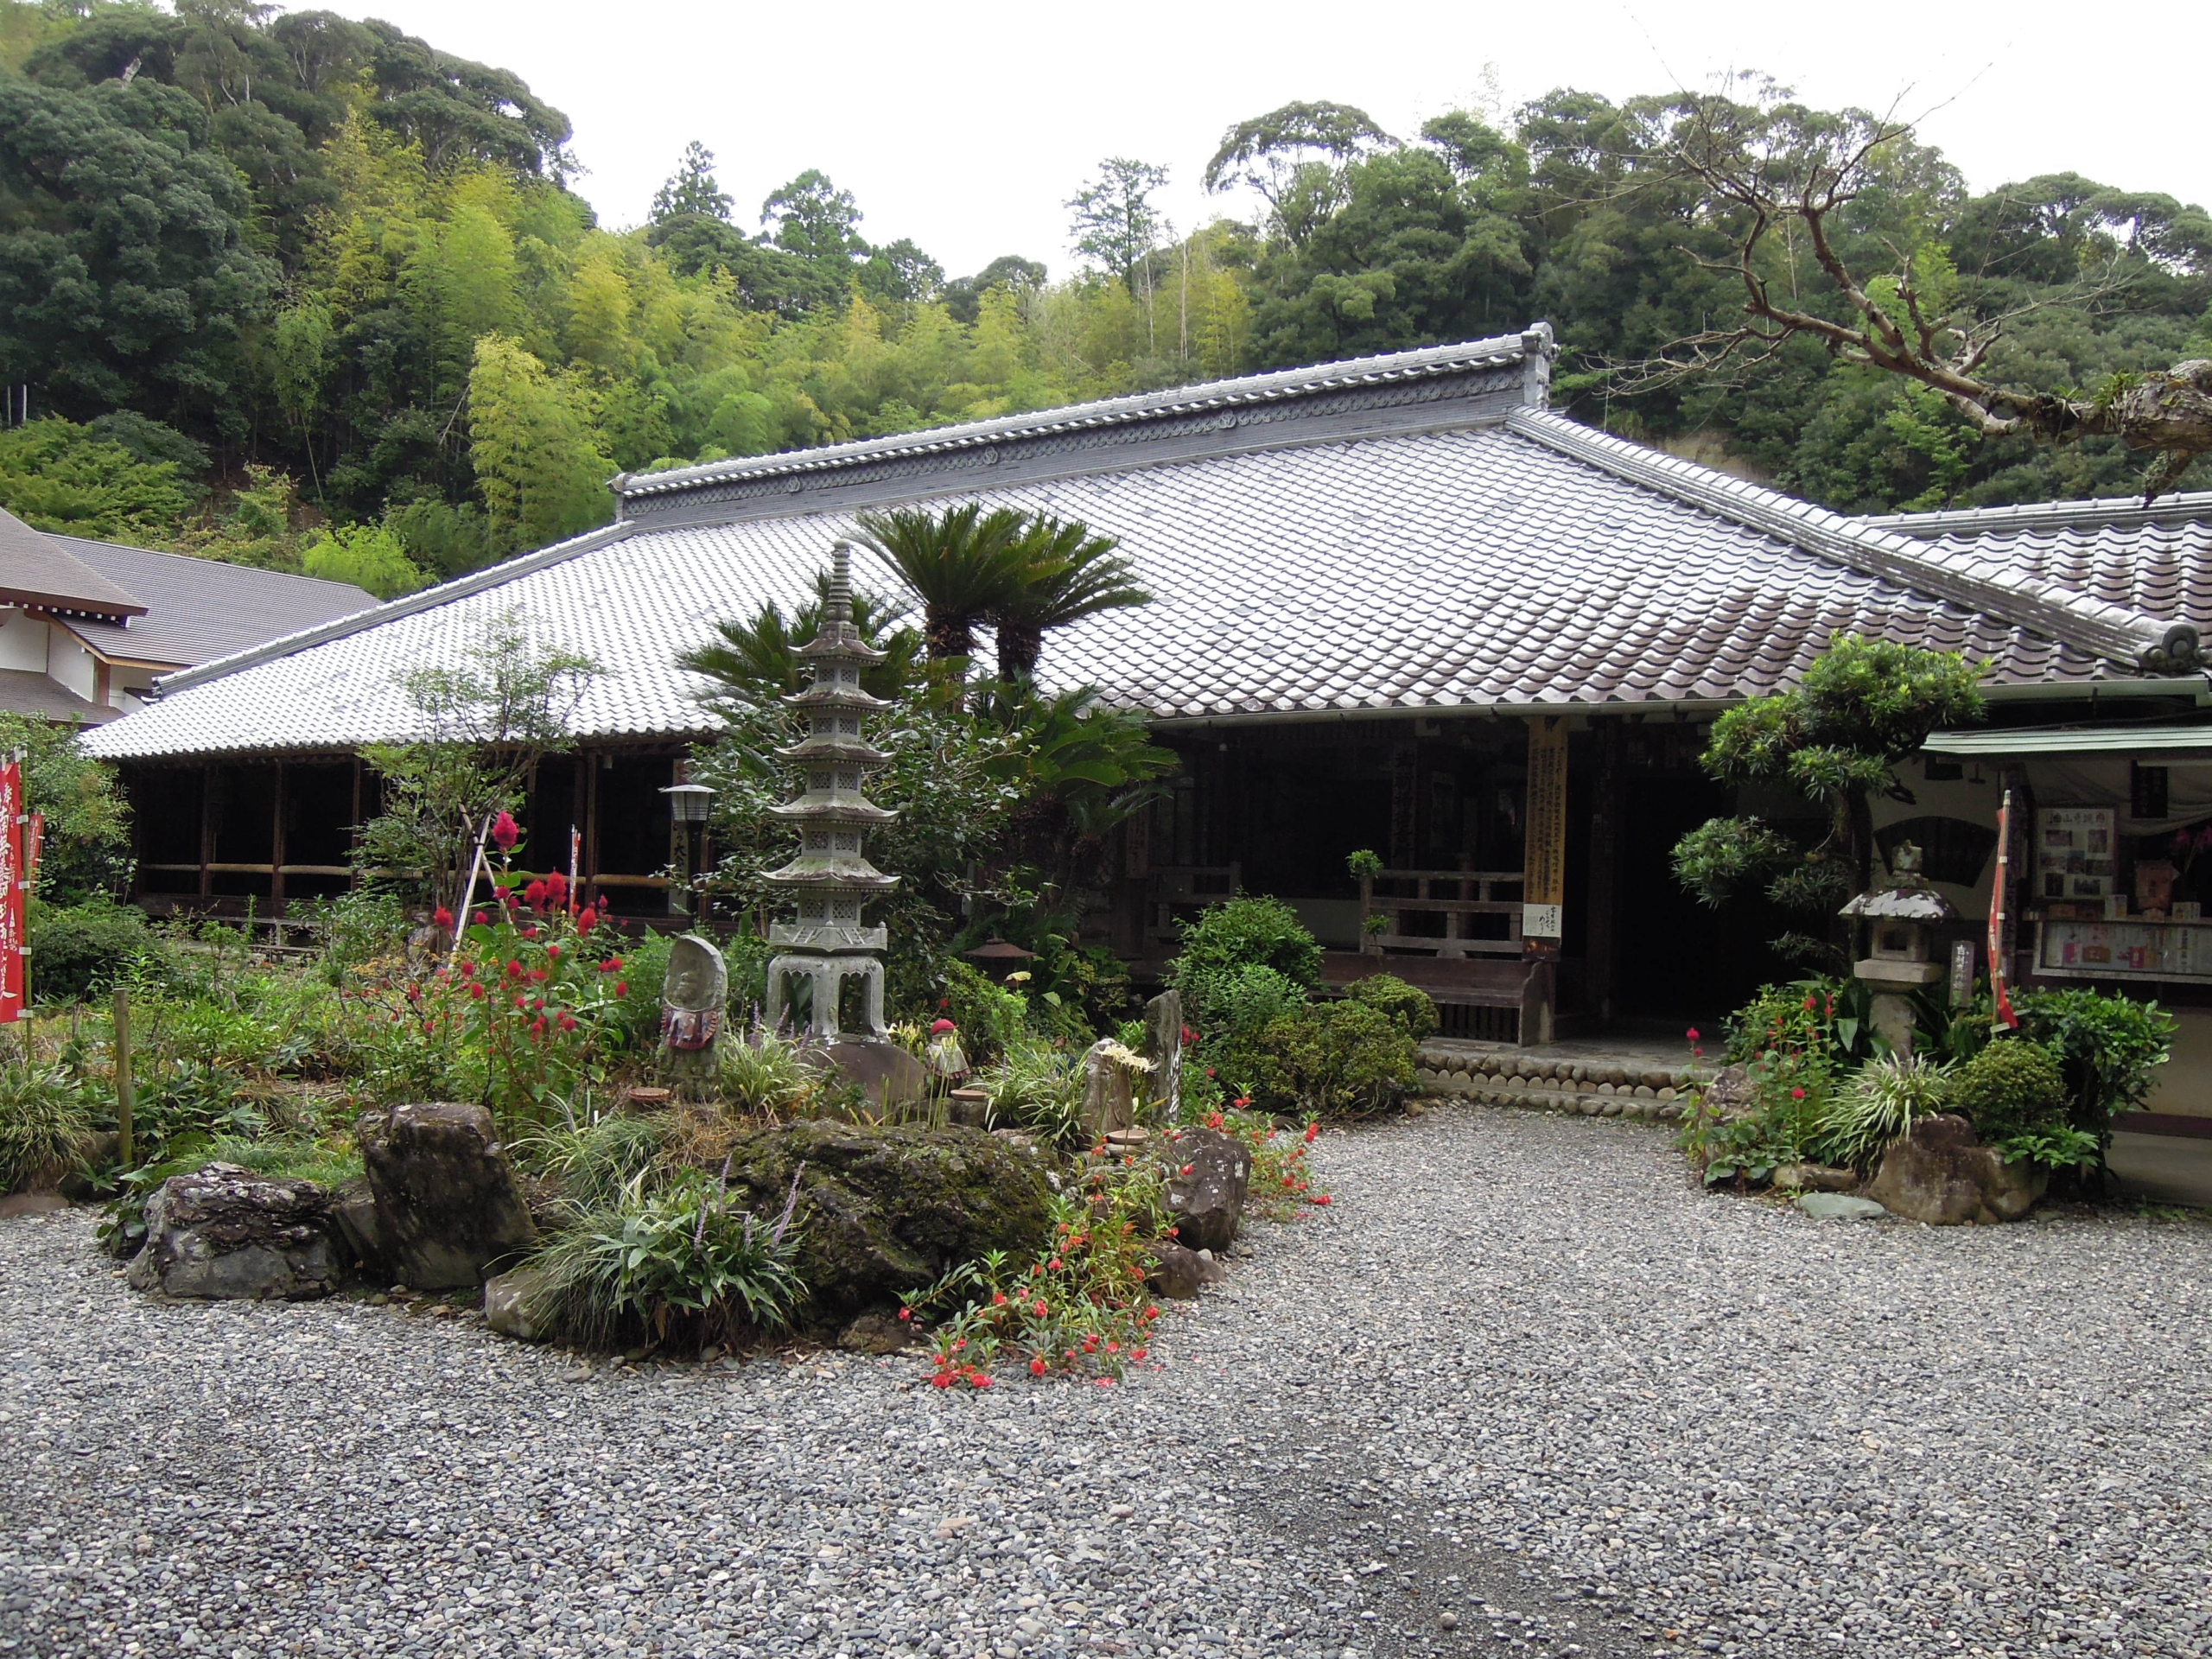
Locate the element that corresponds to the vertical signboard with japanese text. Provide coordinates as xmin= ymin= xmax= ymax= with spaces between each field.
xmin=0 ymin=757 xmax=22 ymax=1024
xmin=1522 ymin=717 xmax=1567 ymax=944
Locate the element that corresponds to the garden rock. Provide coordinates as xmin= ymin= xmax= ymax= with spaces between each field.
xmin=1865 ymin=1114 xmax=2047 ymax=1225
xmin=1165 ymin=1125 xmax=1252 ymax=1252
xmin=357 ymin=1103 xmax=537 ymax=1289
xmin=1141 ymin=988 xmax=1185 ymax=1114
xmin=1796 ymin=1192 xmax=1888 ymax=1220
xmin=124 ymin=1164 xmax=340 ymax=1300
xmin=838 ymin=1311 xmax=916 ymax=1354
xmin=714 ymin=1121 xmax=1053 ymax=1315
xmin=1144 ymin=1238 xmax=1228 ymax=1300
xmin=817 ymin=1039 xmax=931 ymax=1113
xmin=326 ymin=1177 xmax=384 ymax=1276
xmin=482 ymin=1267 xmax=551 ymax=1343
xmin=1699 ymin=1065 xmax=1756 ymax=1120
xmin=1080 ymin=1040 xmax=1137 ymax=1140
xmin=1773 ymin=1162 xmax=1859 ymax=1193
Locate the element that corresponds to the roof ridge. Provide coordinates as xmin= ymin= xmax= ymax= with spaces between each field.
xmin=616 ymin=327 xmax=1554 ymax=504
xmin=0 ymin=507 xmax=148 ymax=618
xmin=1503 ymin=410 xmax=2173 ymax=670
xmin=150 ymin=519 xmax=639 ymax=698
xmin=1862 ymin=490 xmax=2212 ymax=535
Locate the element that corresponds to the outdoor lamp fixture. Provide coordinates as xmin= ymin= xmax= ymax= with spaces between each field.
xmin=660 ymin=783 xmax=716 ymax=917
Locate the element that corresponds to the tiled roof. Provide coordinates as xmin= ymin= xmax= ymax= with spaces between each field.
xmin=1865 ymin=492 xmax=2212 ymax=638
xmin=0 ymin=667 xmax=119 ymax=724
xmin=48 ymin=538 xmax=377 ymax=670
xmin=0 ymin=509 xmax=144 ymax=619
xmin=80 ymin=334 xmax=2200 ymax=765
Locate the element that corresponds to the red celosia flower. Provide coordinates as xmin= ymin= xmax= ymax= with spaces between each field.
xmin=512 ymin=995 xmax=526 ymax=1008
xmin=1791 ymin=1087 xmax=1807 ymax=1100
xmin=491 ymin=811 xmax=518 ymax=851
xmin=1304 ymin=1123 xmax=1319 ymax=1143
xmin=545 ymin=869 xmax=568 ymax=905
xmin=1686 ymin=1027 xmax=1700 ymax=1043
xmin=614 ymin=981 xmax=627 ymax=995
xmin=529 ymin=968 xmax=548 ymax=982
xmin=468 ymin=983 xmax=486 ymax=1000
xmin=546 ymin=944 xmax=561 ymax=959
xmin=557 ymin=1013 xmax=577 ymax=1032
xmin=506 ymin=959 xmax=524 ymax=977
xmin=433 ymin=906 xmax=454 ymax=929
xmin=577 ymin=906 xmax=597 ymax=933
xmin=474 ymin=910 xmax=490 ymax=928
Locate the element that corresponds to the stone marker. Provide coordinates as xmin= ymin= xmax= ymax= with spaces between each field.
xmin=1865 ymin=1113 xmax=2046 ymax=1225
xmin=1165 ymin=1124 xmax=1252 ymax=1252
xmin=659 ymin=933 xmax=728 ymax=1096
xmin=358 ymin=1102 xmax=537 ymax=1288
xmin=126 ymin=1163 xmax=340 ymax=1300
xmin=1141 ymin=988 xmax=1184 ymax=1116
xmin=1080 ymin=1040 xmax=1137 ymax=1141
xmin=1796 ymin=1192 xmax=1888 ymax=1221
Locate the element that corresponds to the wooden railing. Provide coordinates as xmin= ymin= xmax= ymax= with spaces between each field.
xmin=1147 ymin=862 xmax=1243 ymax=950
xmin=1358 ymin=868 xmax=1525 ymax=957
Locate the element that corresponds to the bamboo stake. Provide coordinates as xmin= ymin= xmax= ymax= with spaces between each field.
xmin=112 ymin=984 xmax=135 ymax=1168
xmin=444 ymin=816 xmax=496 ymax=977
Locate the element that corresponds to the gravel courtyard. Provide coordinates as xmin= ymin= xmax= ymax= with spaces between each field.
xmin=4 ymin=1106 xmax=2210 ymax=1659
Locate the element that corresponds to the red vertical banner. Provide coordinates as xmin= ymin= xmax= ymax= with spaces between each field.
xmin=1989 ymin=786 xmax=2019 ymax=1028
xmin=0 ymin=758 xmax=22 ymax=1024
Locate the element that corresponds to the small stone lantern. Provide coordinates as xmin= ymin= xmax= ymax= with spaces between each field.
xmin=1839 ymin=842 xmax=1959 ymax=1055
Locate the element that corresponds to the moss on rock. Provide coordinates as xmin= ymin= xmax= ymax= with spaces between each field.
xmin=715 ymin=1121 xmax=1055 ymax=1315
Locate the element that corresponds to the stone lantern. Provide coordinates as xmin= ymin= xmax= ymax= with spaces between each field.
xmin=1839 ymin=841 xmax=1958 ymax=1055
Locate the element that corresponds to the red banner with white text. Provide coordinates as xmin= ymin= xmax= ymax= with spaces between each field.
xmin=0 ymin=759 xmax=22 ymax=1024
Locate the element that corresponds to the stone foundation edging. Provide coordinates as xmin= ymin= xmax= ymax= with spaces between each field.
xmin=1414 ymin=1048 xmax=1706 ymax=1123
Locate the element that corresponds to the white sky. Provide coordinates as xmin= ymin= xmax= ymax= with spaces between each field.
xmin=331 ymin=0 xmax=2211 ymax=282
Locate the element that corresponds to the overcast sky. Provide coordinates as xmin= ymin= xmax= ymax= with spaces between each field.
xmin=337 ymin=0 xmax=2209 ymax=281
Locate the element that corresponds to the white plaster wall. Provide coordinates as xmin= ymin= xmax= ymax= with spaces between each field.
xmin=2148 ymin=1007 xmax=2212 ymax=1116
xmin=0 ymin=609 xmax=48 ymax=672
xmin=111 ymin=670 xmax=156 ymax=709
xmin=48 ymin=634 xmax=95 ymax=701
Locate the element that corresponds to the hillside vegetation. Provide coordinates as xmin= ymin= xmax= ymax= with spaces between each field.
xmin=2 ymin=3 xmax=2207 ymax=593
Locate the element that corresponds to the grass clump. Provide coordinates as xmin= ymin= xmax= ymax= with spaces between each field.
xmin=0 ymin=1062 xmax=91 ymax=1192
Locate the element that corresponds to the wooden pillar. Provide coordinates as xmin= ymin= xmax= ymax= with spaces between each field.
xmin=582 ymin=750 xmax=601 ymax=892
xmin=269 ymin=762 xmax=287 ymax=914
xmin=1389 ymin=743 xmax=1416 ymax=868
xmin=197 ymin=763 xmax=215 ymax=903
xmin=1521 ymin=715 xmax=1569 ymax=1043
xmin=349 ymin=757 xmax=364 ymax=892
xmin=1583 ymin=719 xmax=1624 ymax=1024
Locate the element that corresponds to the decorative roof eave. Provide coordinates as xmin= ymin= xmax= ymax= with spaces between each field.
xmin=1503 ymin=410 xmax=2186 ymax=673
xmin=613 ymin=328 xmax=1553 ymax=503
xmin=147 ymin=520 xmax=640 ymax=700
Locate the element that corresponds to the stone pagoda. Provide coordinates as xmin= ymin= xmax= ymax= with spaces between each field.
xmin=762 ymin=541 xmax=899 ymax=1039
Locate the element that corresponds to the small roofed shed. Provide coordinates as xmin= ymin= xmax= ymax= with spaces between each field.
xmin=83 ymin=331 xmax=2212 ymax=1030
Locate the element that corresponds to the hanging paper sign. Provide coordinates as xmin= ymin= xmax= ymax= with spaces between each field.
xmin=1522 ymin=717 xmax=1568 ymax=942
xmin=23 ymin=811 xmax=41 ymax=886
xmin=1989 ymin=787 xmax=2019 ymax=1028
xmin=0 ymin=759 xmax=22 ymax=1024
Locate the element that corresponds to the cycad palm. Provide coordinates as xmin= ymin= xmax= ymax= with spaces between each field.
xmin=994 ymin=515 xmax=1149 ymax=683
xmin=680 ymin=572 xmax=918 ymax=709
xmin=851 ymin=503 xmax=1032 ymax=666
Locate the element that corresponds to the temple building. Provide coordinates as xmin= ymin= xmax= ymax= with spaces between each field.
xmin=79 ymin=330 xmax=2212 ymax=1101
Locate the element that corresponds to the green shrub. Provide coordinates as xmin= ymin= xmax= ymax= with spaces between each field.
xmin=515 ymin=1113 xmax=667 ymax=1210
xmin=1345 ymin=974 xmax=1438 ymax=1042
xmin=977 ymin=1039 xmax=1087 ymax=1147
xmin=2014 ymin=989 xmax=2176 ymax=1141
xmin=1243 ymin=1001 xmax=1414 ymax=1117
xmin=718 ymin=1032 xmax=814 ymax=1118
xmin=28 ymin=899 xmax=174 ymax=1001
xmin=1169 ymin=896 xmax=1323 ymax=1027
xmin=602 ymin=931 xmax=674 ymax=1048
xmin=0 ymin=1063 xmax=90 ymax=1192
xmin=296 ymin=889 xmax=412 ymax=982
xmin=521 ymin=1169 xmax=806 ymax=1352
xmin=203 ymin=1135 xmax=363 ymax=1189
xmin=929 ymin=958 xmax=1029 ymax=1065
xmin=1948 ymin=1039 xmax=2068 ymax=1145
xmin=1818 ymin=1053 xmax=1951 ymax=1167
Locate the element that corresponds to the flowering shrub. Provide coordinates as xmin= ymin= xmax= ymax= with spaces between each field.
xmin=907 ymin=1178 xmax=1164 ymax=1386
xmin=1217 ymin=1107 xmax=1329 ymax=1219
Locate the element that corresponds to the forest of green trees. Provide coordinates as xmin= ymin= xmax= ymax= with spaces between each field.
xmin=2 ymin=1 xmax=2208 ymax=596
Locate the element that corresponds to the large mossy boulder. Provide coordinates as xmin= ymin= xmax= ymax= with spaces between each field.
xmin=715 ymin=1121 xmax=1055 ymax=1316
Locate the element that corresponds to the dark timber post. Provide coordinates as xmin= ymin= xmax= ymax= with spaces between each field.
xmin=269 ymin=761 xmax=287 ymax=916
xmin=197 ymin=763 xmax=215 ymax=904
xmin=1583 ymin=718 xmax=1623 ymax=1025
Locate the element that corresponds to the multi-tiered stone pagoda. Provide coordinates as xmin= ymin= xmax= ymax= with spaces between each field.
xmin=762 ymin=541 xmax=899 ymax=1039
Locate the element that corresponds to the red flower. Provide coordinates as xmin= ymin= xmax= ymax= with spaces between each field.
xmin=473 ymin=910 xmax=490 ymax=928
xmin=969 ymin=1373 xmax=993 ymax=1389
xmin=1132 ymin=1346 xmax=1147 ymax=1361
xmin=546 ymin=944 xmax=561 ymax=960
xmin=614 ymin=981 xmax=627 ymax=996
xmin=577 ymin=906 xmax=597 ymax=933
xmin=490 ymin=810 xmax=519 ymax=851
xmin=545 ymin=869 xmax=568 ymax=906
xmin=1032 ymin=1300 xmax=1046 ymax=1316
xmin=1048 ymin=1256 xmax=1063 ymax=1270
xmin=468 ymin=983 xmax=486 ymax=1000
xmin=506 ymin=959 xmax=524 ymax=977
xmin=993 ymin=1292 xmax=1007 ymax=1306
xmin=930 ymin=1373 xmax=952 ymax=1389
xmin=897 ymin=1307 xmax=911 ymax=1321
xmin=1303 ymin=1123 xmax=1319 ymax=1143
xmin=1686 ymin=1027 xmax=1700 ymax=1044
xmin=432 ymin=906 xmax=454 ymax=929
xmin=1791 ymin=1087 xmax=1807 ymax=1100
xmin=1029 ymin=1357 xmax=1047 ymax=1376
xmin=557 ymin=1013 xmax=577 ymax=1032
xmin=1206 ymin=1111 xmax=1224 ymax=1129
xmin=1312 ymin=1193 xmax=1332 ymax=1205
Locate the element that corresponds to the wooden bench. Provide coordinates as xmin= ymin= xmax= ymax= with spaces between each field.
xmin=1322 ymin=950 xmax=1554 ymax=1046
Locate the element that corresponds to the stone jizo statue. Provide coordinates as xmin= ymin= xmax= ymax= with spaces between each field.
xmin=660 ymin=933 xmax=728 ymax=1095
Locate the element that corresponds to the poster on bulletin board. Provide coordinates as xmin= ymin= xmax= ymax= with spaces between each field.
xmin=2036 ymin=807 xmax=2115 ymax=901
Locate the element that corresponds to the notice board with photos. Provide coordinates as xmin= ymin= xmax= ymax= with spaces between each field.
xmin=2036 ymin=807 xmax=2116 ymax=901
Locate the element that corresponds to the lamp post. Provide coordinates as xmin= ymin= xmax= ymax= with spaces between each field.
xmin=661 ymin=782 xmax=715 ymax=919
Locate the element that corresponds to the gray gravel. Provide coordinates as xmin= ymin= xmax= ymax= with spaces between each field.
xmin=5 ymin=1104 xmax=2212 ymax=1659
